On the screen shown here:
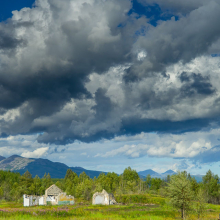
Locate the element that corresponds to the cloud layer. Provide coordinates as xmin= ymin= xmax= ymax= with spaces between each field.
xmin=0 ymin=0 xmax=220 ymax=170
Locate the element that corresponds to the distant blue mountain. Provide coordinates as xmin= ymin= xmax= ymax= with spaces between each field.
xmin=191 ymin=175 xmax=204 ymax=183
xmin=0 ymin=155 xmax=205 ymax=181
xmin=138 ymin=169 xmax=204 ymax=182
xmin=162 ymin=170 xmax=176 ymax=175
xmin=138 ymin=169 xmax=176 ymax=178
xmin=138 ymin=169 xmax=159 ymax=177
xmin=0 ymin=155 xmax=5 ymax=161
xmin=0 ymin=155 xmax=107 ymax=179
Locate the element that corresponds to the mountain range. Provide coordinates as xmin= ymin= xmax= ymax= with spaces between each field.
xmin=0 ymin=155 xmax=106 ymax=178
xmin=137 ymin=169 xmax=204 ymax=182
xmin=138 ymin=169 xmax=176 ymax=179
xmin=0 ymin=155 xmax=204 ymax=182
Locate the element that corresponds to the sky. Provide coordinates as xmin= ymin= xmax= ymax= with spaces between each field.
xmin=0 ymin=0 xmax=220 ymax=175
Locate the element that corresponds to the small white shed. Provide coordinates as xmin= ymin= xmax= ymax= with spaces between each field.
xmin=39 ymin=196 xmax=44 ymax=205
xmin=23 ymin=195 xmax=30 ymax=207
xmin=92 ymin=189 xmax=117 ymax=205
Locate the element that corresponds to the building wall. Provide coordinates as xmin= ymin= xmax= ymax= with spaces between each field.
xmin=58 ymin=193 xmax=74 ymax=203
xmin=45 ymin=184 xmax=63 ymax=197
xmin=23 ymin=185 xmax=74 ymax=207
xmin=93 ymin=190 xmax=110 ymax=205
xmin=39 ymin=196 xmax=44 ymax=205
xmin=23 ymin=195 xmax=41 ymax=206
xmin=94 ymin=194 xmax=105 ymax=204
xmin=92 ymin=190 xmax=116 ymax=205
xmin=46 ymin=196 xmax=57 ymax=205
xmin=23 ymin=195 xmax=30 ymax=207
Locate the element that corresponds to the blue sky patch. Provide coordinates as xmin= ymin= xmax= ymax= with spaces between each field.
xmin=0 ymin=0 xmax=35 ymax=22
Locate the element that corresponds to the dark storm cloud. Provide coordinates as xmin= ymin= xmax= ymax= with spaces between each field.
xmin=124 ymin=0 xmax=220 ymax=80
xmin=138 ymin=0 xmax=210 ymax=14
xmin=36 ymin=88 xmax=118 ymax=144
xmin=37 ymin=115 xmax=215 ymax=144
xmin=193 ymin=145 xmax=220 ymax=164
xmin=92 ymin=88 xmax=114 ymax=120
xmin=0 ymin=0 xmax=220 ymax=147
xmin=0 ymin=31 xmax=23 ymax=49
xmin=176 ymin=160 xmax=190 ymax=170
xmin=120 ymin=117 xmax=212 ymax=135
xmin=180 ymin=72 xmax=215 ymax=96
xmin=0 ymin=66 xmax=89 ymax=109
xmin=0 ymin=23 xmax=26 ymax=50
xmin=0 ymin=0 xmax=141 ymax=137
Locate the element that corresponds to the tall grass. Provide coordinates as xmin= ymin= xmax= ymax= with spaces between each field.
xmin=115 ymin=194 xmax=165 ymax=205
xmin=0 ymin=196 xmax=220 ymax=220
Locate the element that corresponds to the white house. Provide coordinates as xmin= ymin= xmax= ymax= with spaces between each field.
xmin=23 ymin=184 xmax=74 ymax=206
xmin=92 ymin=189 xmax=117 ymax=205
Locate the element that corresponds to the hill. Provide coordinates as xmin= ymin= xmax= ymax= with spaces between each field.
xmin=0 ymin=155 xmax=106 ymax=178
xmin=138 ymin=169 xmax=176 ymax=178
xmin=0 ymin=155 xmax=5 ymax=161
xmin=138 ymin=169 xmax=159 ymax=177
xmin=162 ymin=170 xmax=176 ymax=175
xmin=138 ymin=169 xmax=204 ymax=182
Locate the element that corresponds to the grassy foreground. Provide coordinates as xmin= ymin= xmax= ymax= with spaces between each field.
xmin=0 ymin=198 xmax=220 ymax=219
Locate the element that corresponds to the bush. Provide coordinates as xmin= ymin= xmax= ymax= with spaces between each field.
xmin=115 ymin=194 xmax=165 ymax=205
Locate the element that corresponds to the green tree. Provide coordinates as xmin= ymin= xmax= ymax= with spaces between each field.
xmin=202 ymin=170 xmax=220 ymax=203
xmin=122 ymin=167 xmax=139 ymax=182
xmin=194 ymin=188 xmax=206 ymax=220
xmin=145 ymin=174 xmax=151 ymax=189
xmin=55 ymin=180 xmax=65 ymax=191
xmin=95 ymin=172 xmax=119 ymax=193
xmin=29 ymin=175 xmax=41 ymax=195
xmin=0 ymin=186 xmax=3 ymax=198
xmin=150 ymin=178 xmax=162 ymax=191
xmin=121 ymin=167 xmax=140 ymax=193
xmin=20 ymin=171 xmax=33 ymax=194
xmin=64 ymin=169 xmax=79 ymax=196
xmin=39 ymin=173 xmax=53 ymax=194
xmin=166 ymin=171 xmax=194 ymax=220
xmin=75 ymin=178 xmax=93 ymax=200
xmin=190 ymin=177 xmax=199 ymax=196
xmin=79 ymin=172 xmax=90 ymax=183
xmin=65 ymin=169 xmax=74 ymax=181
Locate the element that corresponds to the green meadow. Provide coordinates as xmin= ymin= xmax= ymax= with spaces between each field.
xmin=0 ymin=196 xmax=220 ymax=220
xmin=1 ymin=168 xmax=220 ymax=219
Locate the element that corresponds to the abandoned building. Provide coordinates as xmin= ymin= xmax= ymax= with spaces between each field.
xmin=23 ymin=195 xmax=44 ymax=206
xmin=92 ymin=189 xmax=117 ymax=205
xmin=23 ymin=184 xmax=74 ymax=206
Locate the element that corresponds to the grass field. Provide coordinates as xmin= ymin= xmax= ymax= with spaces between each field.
xmin=0 ymin=197 xmax=220 ymax=219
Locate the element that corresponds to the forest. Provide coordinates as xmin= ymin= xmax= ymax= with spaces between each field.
xmin=0 ymin=167 xmax=220 ymax=219
xmin=0 ymin=167 xmax=219 ymax=203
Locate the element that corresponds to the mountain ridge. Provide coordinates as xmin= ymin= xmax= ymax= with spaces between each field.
xmin=138 ymin=169 xmax=158 ymax=177
xmin=0 ymin=155 xmax=107 ymax=179
xmin=137 ymin=169 xmax=175 ymax=178
xmin=0 ymin=155 xmax=204 ymax=182
xmin=137 ymin=169 xmax=204 ymax=182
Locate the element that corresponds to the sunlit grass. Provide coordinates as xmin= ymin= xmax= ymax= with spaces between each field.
xmin=0 ymin=199 xmax=220 ymax=219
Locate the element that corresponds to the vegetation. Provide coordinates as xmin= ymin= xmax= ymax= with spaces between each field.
xmin=0 ymin=167 xmax=220 ymax=219
xmin=166 ymin=171 xmax=193 ymax=219
xmin=0 ymin=201 xmax=219 ymax=219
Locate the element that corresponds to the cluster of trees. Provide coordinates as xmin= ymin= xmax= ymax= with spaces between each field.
xmin=0 ymin=170 xmax=53 ymax=201
xmin=0 ymin=167 xmax=163 ymax=201
xmin=0 ymin=167 xmax=220 ymax=218
xmin=165 ymin=170 xmax=220 ymax=219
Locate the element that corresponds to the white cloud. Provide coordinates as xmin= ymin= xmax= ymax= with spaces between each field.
xmin=137 ymin=51 xmax=147 ymax=61
xmin=1 ymin=0 xmax=220 ymax=176
xmin=21 ymin=147 xmax=49 ymax=158
xmin=97 ymin=129 xmax=218 ymax=159
xmin=80 ymin=152 xmax=87 ymax=156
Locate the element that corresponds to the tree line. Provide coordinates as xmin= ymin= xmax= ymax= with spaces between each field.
xmin=0 ymin=167 xmax=219 ymax=217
